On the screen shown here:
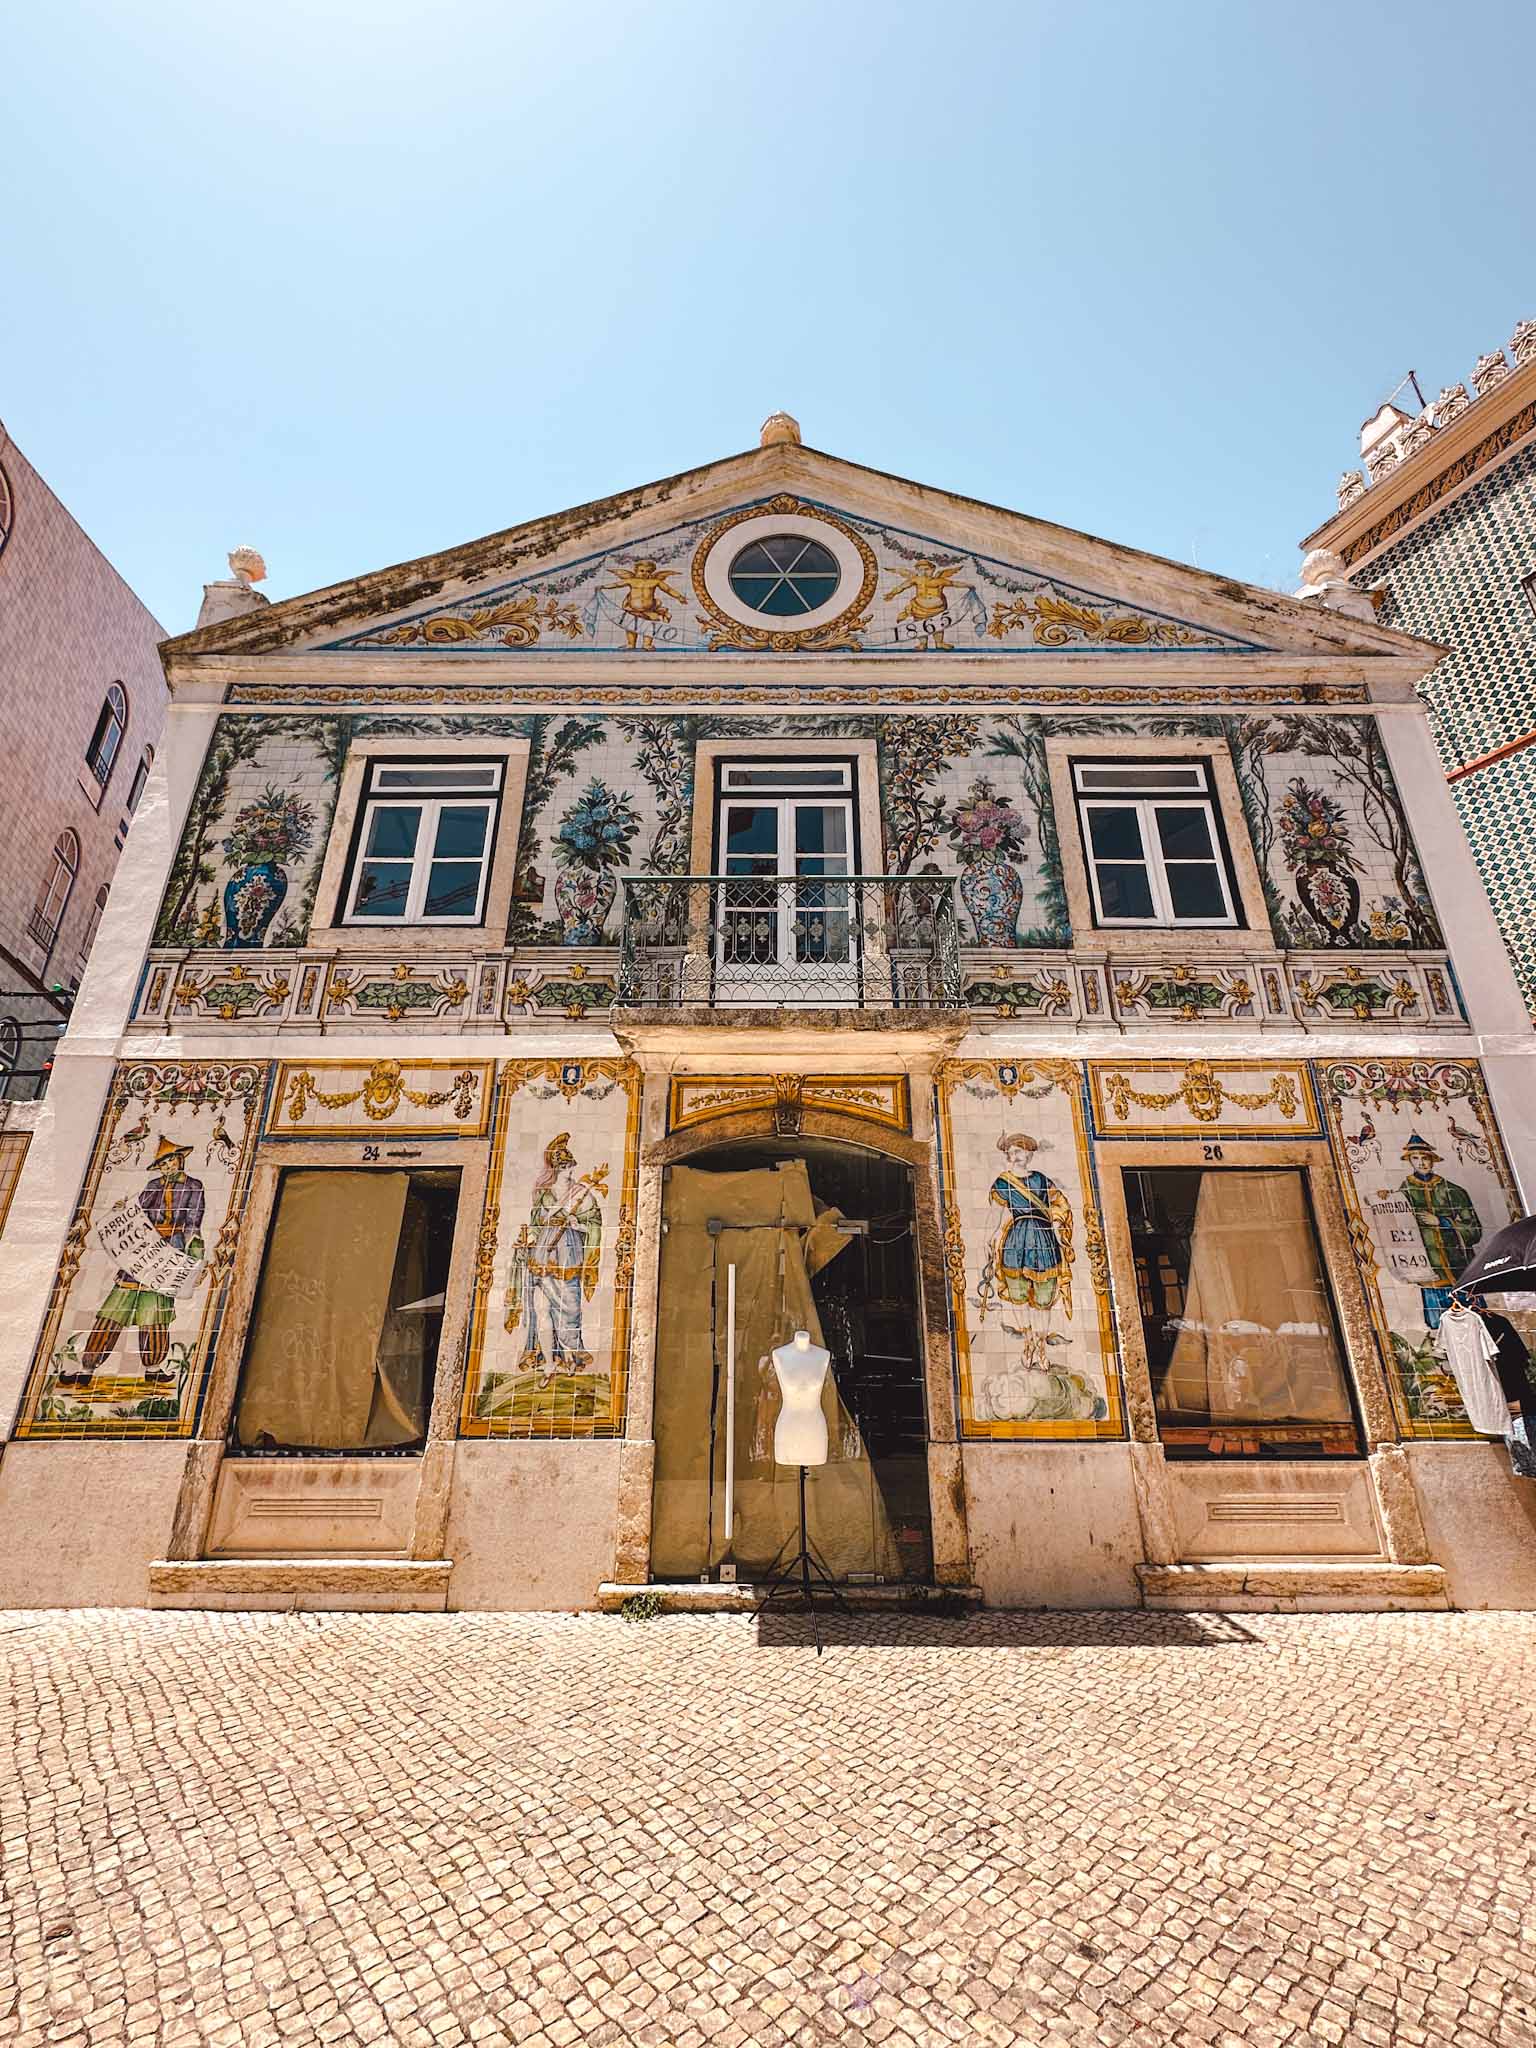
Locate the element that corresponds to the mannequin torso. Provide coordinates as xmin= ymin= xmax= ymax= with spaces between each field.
xmin=772 ymin=1329 xmax=830 ymax=1466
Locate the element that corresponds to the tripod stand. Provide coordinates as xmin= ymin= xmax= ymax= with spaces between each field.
xmin=760 ymin=1464 xmax=850 ymax=1654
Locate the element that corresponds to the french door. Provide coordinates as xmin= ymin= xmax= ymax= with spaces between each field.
xmin=715 ymin=761 xmax=858 ymax=1004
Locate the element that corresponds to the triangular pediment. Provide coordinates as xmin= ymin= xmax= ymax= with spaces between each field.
xmin=162 ymin=440 xmax=1440 ymax=668
xmin=315 ymin=491 xmax=1266 ymax=659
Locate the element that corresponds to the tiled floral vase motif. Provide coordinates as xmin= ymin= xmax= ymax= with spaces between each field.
xmin=552 ymin=779 xmax=640 ymax=946
xmin=948 ymin=777 xmax=1030 ymax=947
xmin=553 ymin=867 xmax=617 ymax=948
xmin=217 ymin=785 xmax=315 ymax=952
xmin=959 ymin=858 xmax=1025 ymax=948
xmin=223 ymin=861 xmax=289 ymax=950
xmin=1281 ymin=778 xmax=1362 ymax=939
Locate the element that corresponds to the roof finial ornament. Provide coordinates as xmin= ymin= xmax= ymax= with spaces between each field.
xmin=228 ymin=547 xmax=267 ymax=588
xmin=760 ymin=410 xmax=801 ymax=448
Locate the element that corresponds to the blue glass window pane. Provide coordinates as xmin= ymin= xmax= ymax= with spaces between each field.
xmin=1156 ymin=807 xmax=1215 ymax=861
xmin=1096 ymin=864 xmax=1155 ymax=919
xmin=366 ymin=806 xmax=421 ymax=859
xmin=1088 ymin=807 xmax=1143 ymax=860
xmin=432 ymin=804 xmax=489 ymax=859
xmin=1167 ymin=864 xmax=1226 ymax=919
xmin=424 ymin=862 xmax=482 ymax=917
xmin=725 ymin=805 xmax=779 ymax=857
xmin=356 ymin=862 xmax=412 ymax=916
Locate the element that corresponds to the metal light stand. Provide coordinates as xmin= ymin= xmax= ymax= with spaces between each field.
xmin=760 ymin=1464 xmax=850 ymax=1655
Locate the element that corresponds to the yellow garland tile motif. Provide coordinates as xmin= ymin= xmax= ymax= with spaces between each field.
xmin=668 ymin=1073 xmax=911 ymax=1136
xmin=268 ymin=1060 xmax=494 ymax=1137
xmin=1087 ymin=1061 xmax=1321 ymax=1139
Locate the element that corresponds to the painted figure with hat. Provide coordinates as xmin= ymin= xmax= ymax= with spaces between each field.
xmin=1399 ymin=1131 xmax=1483 ymax=1331
xmin=65 ymin=1135 xmax=206 ymax=1387
xmin=982 ymin=1131 xmax=1074 ymax=1321
xmin=504 ymin=1132 xmax=607 ymax=1383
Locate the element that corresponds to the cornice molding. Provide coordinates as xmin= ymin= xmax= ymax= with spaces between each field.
xmin=1303 ymin=355 xmax=1536 ymax=568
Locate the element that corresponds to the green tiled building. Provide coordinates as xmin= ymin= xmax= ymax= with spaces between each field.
xmin=1302 ymin=321 xmax=1536 ymax=1012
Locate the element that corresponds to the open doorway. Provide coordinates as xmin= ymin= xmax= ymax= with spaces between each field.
xmin=650 ymin=1137 xmax=932 ymax=1584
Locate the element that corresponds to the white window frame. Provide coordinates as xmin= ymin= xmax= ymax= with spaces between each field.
xmin=342 ymin=759 xmax=505 ymax=928
xmin=1073 ymin=759 xmax=1239 ymax=930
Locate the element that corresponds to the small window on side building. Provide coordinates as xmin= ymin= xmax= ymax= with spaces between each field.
xmin=85 ymin=685 xmax=128 ymax=789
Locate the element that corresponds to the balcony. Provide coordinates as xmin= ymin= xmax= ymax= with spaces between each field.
xmin=24 ymin=910 xmax=58 ymax=954
xmin=615 ymin=874 xmax=963 ymax=1010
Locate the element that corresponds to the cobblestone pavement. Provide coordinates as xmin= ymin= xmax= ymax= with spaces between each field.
xmin=3 ymin=1609 xmax=1536 ymax=2048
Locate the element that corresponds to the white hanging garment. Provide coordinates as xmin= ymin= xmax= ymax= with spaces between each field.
xmin=1435 ymin=1308 xmax=1510 ymax=1435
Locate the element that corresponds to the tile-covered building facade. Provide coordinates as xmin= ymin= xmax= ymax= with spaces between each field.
xmin=1 ymin=420 xmax=1533 ymax=1613
xmin=1301 ymin=321 xmax=1536 ymax=1010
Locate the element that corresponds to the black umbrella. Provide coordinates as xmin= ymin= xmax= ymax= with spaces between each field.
xmin=1457 ymin=1213 xmax=1536 ymax=1293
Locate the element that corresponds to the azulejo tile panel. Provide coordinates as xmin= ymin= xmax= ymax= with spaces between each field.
xmin=267 ymin=1060 xmax=494 ymax=1138
xmin=936 ymin=1060 xmax=1123 ymax=1441
xmin=14 ymin=1062 xmax=267 ymax=1440
xmin=1087 ymin=1061 xmax=1322 ymax=1140
xmin=1321 ymin=1059 xmax=1522 ymax=1438
xmin=323 ymin=495 xmax=1265 ymax=659
xmin=1229 ymin=715 xmax=1442 ymax=951
xmin=154 ymin=717 xmax=341 ymax=951
xmin=460 ymin=1060 xmax=642 ymax=1440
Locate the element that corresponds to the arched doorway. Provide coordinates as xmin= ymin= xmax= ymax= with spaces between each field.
xmin=649 ymin=1134 xmax=933 ymax=1585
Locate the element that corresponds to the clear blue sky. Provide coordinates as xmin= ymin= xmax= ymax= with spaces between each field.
xmin=4 ymin=0 xmax=1535 ymax=633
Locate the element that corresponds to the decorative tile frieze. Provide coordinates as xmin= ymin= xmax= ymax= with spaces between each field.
xmin=323 ymin=962 xmax=472 ymax=1024
xmin=961 ymin=957 xmax=1077 ymax=1019
xmin=170 ymin=962 xmax=293 ymax=1023
xmin=132 ymin=944 xmax=1469 ymax=1035
xmin=1110 ymin=964 xmax=1258 ymax=1023
xmin=1288 ymin=956 xmax=1442 ymax=1025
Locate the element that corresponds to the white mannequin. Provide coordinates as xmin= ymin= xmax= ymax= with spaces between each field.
xmin=771 ymin=1329 xmax=830 ymax=1466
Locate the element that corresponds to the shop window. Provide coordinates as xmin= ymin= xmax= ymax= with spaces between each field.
xmin=85 ymin=684 xmax=128 ymax=789
xmin=1124 ymin=1165 xmax=1359 ymax=1457
xmin=341 ymin=759 xmax=503 ymax=924
xmin=231 ymin=1166 xmax=461 ymax=1454
xmin=1072 ymin=759 xmax=1240 ymax=927
xmin=28 ymin=830 xmax=79 ymax=955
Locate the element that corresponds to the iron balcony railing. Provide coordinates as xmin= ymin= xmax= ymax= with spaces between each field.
xmin=615 ymin=873 xmax=963 ymax=1009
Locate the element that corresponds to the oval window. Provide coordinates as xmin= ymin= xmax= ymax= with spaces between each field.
xmin=726 ymin=535 xmax=841 ymax=618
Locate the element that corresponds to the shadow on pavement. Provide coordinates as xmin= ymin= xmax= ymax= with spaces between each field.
xmin=752 ymin=1607 xmax=1263 ymax=1650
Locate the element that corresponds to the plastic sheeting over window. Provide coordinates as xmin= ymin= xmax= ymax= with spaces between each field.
xmin=234 ymin=1168 xmax=458 ymax=1453
xmin=1127 ymin=1165 xmax=1359 ymax=1458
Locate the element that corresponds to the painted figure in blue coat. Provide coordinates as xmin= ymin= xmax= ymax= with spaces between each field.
xmin=984 ymin=1132 xmax=1074 ymax=1322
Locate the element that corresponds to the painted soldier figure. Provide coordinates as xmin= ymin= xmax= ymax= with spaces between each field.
xmin=504 ymin=1132 xmax=605 ymax=1383
xmin=984 ymin=1131 xmax=1074 ymax=1320
xmin=1400 ymin=1132 xmax=1483 ymax=1332
xmin=69 ymin=1136 xmax=206 ymax=1386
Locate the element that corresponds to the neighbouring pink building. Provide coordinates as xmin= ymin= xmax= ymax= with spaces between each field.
xmin=0 ymin=419 xmax=167 ymax=1113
